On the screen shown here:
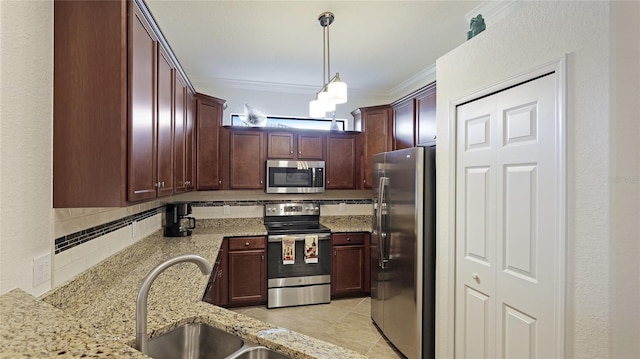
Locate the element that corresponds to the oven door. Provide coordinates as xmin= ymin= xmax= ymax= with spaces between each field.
xmin=267 ymin=233 xmax=331 ymax=282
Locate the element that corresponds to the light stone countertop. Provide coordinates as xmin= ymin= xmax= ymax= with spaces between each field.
xmin=1 ymin=216 xmax=372 ymax=358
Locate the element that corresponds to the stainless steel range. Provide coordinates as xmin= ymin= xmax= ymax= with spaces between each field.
xmin=264 ymin=203 xmax=331 ymax=309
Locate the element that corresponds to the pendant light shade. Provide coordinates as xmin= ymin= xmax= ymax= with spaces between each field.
xmin=308 ymin=12 xmax=347 ymax=118
xmin=327 ymin=72 xmax=347 ymax=104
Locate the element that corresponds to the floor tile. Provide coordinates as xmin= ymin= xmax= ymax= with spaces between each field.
xmin=230 ymin=296 xmax=403 ymax=358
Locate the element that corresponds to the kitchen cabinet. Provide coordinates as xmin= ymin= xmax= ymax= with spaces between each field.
xmin=228 ymin=130 xmax=265 ymax=189
xmin=390 ymin=82 xmax=437 ymax=149
xmin=202 ymin=239 xmax=229 ymax=307
xmin=331 ymin=232 xmax=370 ymax=297
xmin=195 ymin=93 xmax=225 ymax=190
xmin=267 ymin=132 xmax=324 ymax=160
xmin=154 ymin=46 xmax=175 ymax=197
xmin=227 ymin=236 xmax=267 ymax=306
xmin=352 ymin=105 xmax=393 ymax=189
xmin=173 ymin=71 xmax=187 ymax=193
xmin=127 ymin=1 xmax=161 ymax=202
xmin=415 ymin=82 xmax=437 ymax=146
xmin=185 ymin=88 xmax=196 ymax=190
xmin=53 ymin=0 xmax=198 ymax=207
xmin=326 ymin=134 xmax=357 ymax=189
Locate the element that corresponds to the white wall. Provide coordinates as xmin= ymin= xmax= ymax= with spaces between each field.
xmin=0 ymin=0 xmax=54 ymax=296
xmin=435 ymin=1 xmax=639 ymax=358
xmin=194 ymin=82 xmax=391 ymax=129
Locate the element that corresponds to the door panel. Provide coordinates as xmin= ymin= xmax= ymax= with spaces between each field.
xmin=456 ymin=73 xmax=560 ymax=359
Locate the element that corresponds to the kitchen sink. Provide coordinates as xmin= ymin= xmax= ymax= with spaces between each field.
xmin=145 ymin=322 xmax=292 ymax=359
xmin=226 ymin=346 xmax=292 ymax=359
xmin=147 ymin=323 xmax=244 ymax=359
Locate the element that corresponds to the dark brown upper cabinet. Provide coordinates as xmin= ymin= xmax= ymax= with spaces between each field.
xmin=352 ymin=105 xmax=393 ymax=189
xmin=53 ymin=0 xmax=200 ymax=207
xmin=267 ymin=132 xmax=324 ymax=160
xmin=195 ymin=93 xmax=225 ymax=190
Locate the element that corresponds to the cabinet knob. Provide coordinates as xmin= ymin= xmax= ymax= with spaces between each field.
xmin=298 ymin=151 xmax=301 ymax=154
xmin=334 ymin=251 xmax=337 ymax=256
xmin=218 ymin=180 xmax=222 ymax=184
xmin=347 ymin=237 xmax=351 ymax=241
xmin=433 ymin=135 xmax=437 ymax=140
xmin=245 ymin=242 xmax=250 ymax=246
xmin=161 ymin=181 xmax=165 ymax=188
xmin=472 ymin=273 xmax=480 ymax=283
xmin=290 ymin=150 xmax=293 ymax=154
xmin=154 ymin=182 xmax=160 ymax=188
xmin=261 ymin=255 xmax=264 ymax=260
xmin=260 ymin=180 xmax=263 ymax=184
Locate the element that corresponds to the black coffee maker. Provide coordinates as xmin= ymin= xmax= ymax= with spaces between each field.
xmin=164 ymin=203 xmax=196 ymax=237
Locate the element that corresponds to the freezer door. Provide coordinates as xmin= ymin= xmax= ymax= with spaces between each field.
xmin=381 ymin=147 xmax=424 ymax=359
xmin=370 ymin=152 xmax=385 ymax=329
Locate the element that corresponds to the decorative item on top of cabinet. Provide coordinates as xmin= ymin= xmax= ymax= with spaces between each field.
xmin=331 ymin=232 xmax=371 ymax=297
xmin=326 ymin=134 xmax=357 ymax=189
xmin=53 ymin=0 xmax=199 ymax=207
xmin=226 ymin=236 xmax=267 ymax=306
xmin=352 ymin=105 xmax=393 ymax=189
xmin=267 ymin=131 xmax=324 ymax=160
xmin=195 ymin=93 xmax=225 ymax=190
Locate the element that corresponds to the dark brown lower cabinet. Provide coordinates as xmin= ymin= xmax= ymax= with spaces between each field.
xmin=331 ymin=232 xmax=371 ymax=297
xmin=203 ymin=236 xmax=266 ymax=307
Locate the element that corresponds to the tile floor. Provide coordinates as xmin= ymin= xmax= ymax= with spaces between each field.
xmin=231 ymin=296 xmax=404 ymax=358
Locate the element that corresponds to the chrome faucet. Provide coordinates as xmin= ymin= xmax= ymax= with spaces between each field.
xmin=135 ymin=254 xmax=213 ymax=354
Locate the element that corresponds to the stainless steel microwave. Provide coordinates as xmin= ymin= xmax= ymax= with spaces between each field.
xmin=265 ymin=160 xmax=325 ymax=193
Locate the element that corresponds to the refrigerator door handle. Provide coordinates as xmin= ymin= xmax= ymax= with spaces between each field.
xmin=379 ymin=176 xmax=389 ymax=269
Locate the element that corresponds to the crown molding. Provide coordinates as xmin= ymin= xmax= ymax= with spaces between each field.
xmin=388 ymin=64 xmax=437 ymax=101
xmin=465 ymin=0 xmax=522 ymax=26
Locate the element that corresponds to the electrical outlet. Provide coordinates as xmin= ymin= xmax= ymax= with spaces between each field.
xmin=339 ymin=202 xmax=346 ymax=213
xmin=33 ymin=253 xmax=51 ymax=287
xmin=223 ymin=205 xmax=231 ymax=215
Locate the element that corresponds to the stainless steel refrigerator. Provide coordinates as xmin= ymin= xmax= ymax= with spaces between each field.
xmin=371 ymin=146 xmax=436 ymax=359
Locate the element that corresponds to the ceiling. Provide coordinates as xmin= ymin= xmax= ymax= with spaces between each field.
xmin=145 ymin=0 xmax=482 ymax=101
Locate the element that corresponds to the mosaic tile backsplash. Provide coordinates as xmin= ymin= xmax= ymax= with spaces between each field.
xmin=54 ymin=199 xmax=372 ymax=254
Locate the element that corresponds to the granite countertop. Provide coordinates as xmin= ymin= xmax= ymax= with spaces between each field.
xmin=0 ymin=216 xmax=371 ymax=358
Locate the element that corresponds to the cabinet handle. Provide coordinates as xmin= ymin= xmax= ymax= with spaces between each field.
xmin=347 ymin=237 xmax=351 ymax=241
xmin=298 ymin=151 xmax=301 ymax=154
xmin=260 ymin=180 xmax=263 ymax=184
xmin=245 ymin=242 xmax=250 ymax=246
xmin=154 ymin=182 xmax=160 ymax=188
xmin=334 ymin=251 xmax=337 ymax=256
xmin=218 ymin=180 xmax=222 ymax=184
xmin=290 ymin=150 xmax=293 ymax=154
xmin=161 ymin=181 xmax=165 ymax=188
xmin=434 ymin=135 xmax=437 ymax=140
xmin=261 ymin=255 xmax=264 ymax=260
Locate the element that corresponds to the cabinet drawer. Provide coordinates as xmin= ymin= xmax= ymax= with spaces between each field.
xmin=332 ymin=233 xmax=365 ymax=246
xmin=228 ymin=236 xmax=266 ymax=250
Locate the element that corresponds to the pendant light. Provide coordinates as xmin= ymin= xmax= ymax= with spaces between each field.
xmin=309 ymin=12 xmax=347 ymax=118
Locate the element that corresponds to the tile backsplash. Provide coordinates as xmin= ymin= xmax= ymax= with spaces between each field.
xmin=52 ymin=197 xmax=371 ymax=287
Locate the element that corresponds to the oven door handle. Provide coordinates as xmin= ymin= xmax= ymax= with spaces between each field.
xmin=267 ymin=233 xmax=331 ymax=242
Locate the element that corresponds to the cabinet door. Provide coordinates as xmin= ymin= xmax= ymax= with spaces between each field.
xmin=362 ymin=107 xmax=392 ymax=189
xmin=416 ymin=84 xmax=436 ymax=145
xmin=228 ymin=249 xmax=266 ymax=304
xmin=195 ymin=95 xmax=223 ymax=190
xmin=173 ymin=72 xmax=187 ymax=193
xmin=185 ymin=88 xmax=195 ymax=190
xmin=332 ymin=245 xmax=365 ymax=296
xmin=230 ymin=131 xmax=265 ymax=189
xmin=393 ymin=99 xmax=415 ymax=150
xmin=156 ymin=47 xmax=174 ymax=197
xmin=326 ymin=135 xmax=357 ymax=189
xmin=128 ymin=5 xmax=158 ymax=202
xmin=267 ymin=132 xmax=294 ymax=159
xmin=297 ymin=133 xmax=324 ymax=160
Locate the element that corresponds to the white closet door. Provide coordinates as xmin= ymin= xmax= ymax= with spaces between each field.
xmin=455 ymin=73 xmax=560 ymax=359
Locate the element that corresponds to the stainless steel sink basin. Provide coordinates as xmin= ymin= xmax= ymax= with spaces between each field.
xmin=226 ymin=346 xmax=291 ymax=359
xmin=147 ymin=323 xmax=244 ymax=359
